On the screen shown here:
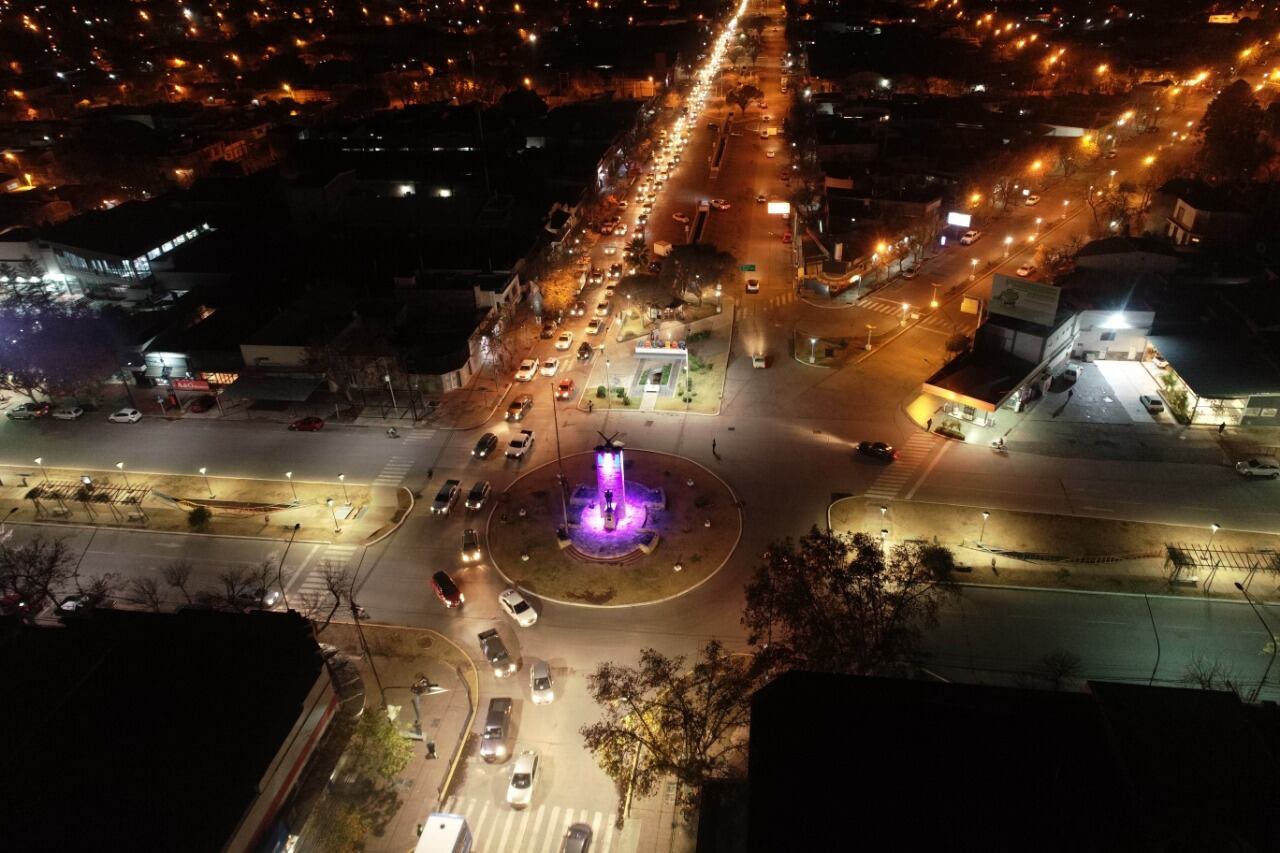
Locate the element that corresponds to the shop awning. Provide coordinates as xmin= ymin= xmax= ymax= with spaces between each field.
xmin=221 ymin=375 xmax=323 ymax=402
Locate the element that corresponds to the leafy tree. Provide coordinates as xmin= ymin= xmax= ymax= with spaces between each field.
xmin=742 ymin=527 xmax=956 ymax=677
xmin=1198 ymin=80 xmax=1264 ymax=183
xmin=661 ymin=244 xmax=737 ymax=301
xmin=307 ymin=799 xmax=372 ymax=853
xmin=0 ymin=298 xmax=122 ymax=402
xmin=347 ymin=708 xmax=414 ymax=783
xmin=624 ymin=235 xmax=649 ymax=271
xmin=581 ymin=640 xmax=755 ymax=818
xmin=725 ymin=85 xmax=764 ymax=116
xmin=187 ymin=506 xmax=212 ymax=530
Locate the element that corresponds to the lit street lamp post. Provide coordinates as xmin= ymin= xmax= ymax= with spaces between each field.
xmin=1234 ymin=582 xmax=1278 ymax=702
xmin=286 ymin=471 xmax=297 ymax=500
xmin=327 ymin=498 xmax=342 ymax=533
xmin=979 ymin=510 xmax=991 ymax=545
xmin=865 ymin=324 xmax=875 ymax=351
xmin=930 ymin=284 xmax=940 ymax=309
xmin=1207 ymin=522 xmax=1220 ymax=551
xmin=969 ymin=258 xmax=978 ymax=281
xmin=34 ymin=457 xmax=48 ymax=482
xmin=116 ymin=461 xmax=129 ymax=489
xmin=809 ymin=336 xmax=817 ymax=364
xmin=198 ymin=467 xmax=214 ymax=498
xmin=339 ymin=473 xmax=349 ymax=505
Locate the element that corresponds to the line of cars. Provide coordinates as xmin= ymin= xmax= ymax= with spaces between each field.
xmin=6 ymin=401 xmax=143 ymax=423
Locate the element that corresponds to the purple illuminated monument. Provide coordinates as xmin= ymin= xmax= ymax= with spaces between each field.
xmin=596 ymin=439 xmax=627 ymax=531
xmin=566 ymin=435 xmax=663 ymax=559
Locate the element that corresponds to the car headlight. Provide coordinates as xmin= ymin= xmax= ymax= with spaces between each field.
xmin=495 ymin=745 xmax=507 ymax=757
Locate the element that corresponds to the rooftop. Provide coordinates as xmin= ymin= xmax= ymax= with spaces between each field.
xmin=1159 ymin=177 xmax=1245 ymax=213
xmin=42 ymin=199 xmax=209 ymax=259
xmin=1147 ymin=334 xmax=1280 ymax=397
xmin=1076 ymin=235 xmax=1177 ymax=258
xmin=923 ymin=346 xmax=1040 ymax=411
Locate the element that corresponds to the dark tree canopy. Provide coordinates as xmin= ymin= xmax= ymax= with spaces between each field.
xmin=1198 ymin=80 xmax=1264 ymax=182
xmin=742 ymin=527 xmax=956 ymax=677
xmin=0 ymin=296 xmax=122 ymax=401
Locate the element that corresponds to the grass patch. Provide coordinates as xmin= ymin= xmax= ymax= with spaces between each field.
xmin=656 ymin=352 xmax=727 ymax=414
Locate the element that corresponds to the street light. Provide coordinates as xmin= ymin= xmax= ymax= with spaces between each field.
xmin=198 ymin=467 xmax=214 ymax=498
xmin=1234 ymin=581 xmax=1277 ymax=702
xmin=34 ymin=457 xmax=48 ymax=482
xmin=384 ymin=373 xmax=398 ymax=411
xmin=327 ymin=497 xmax=342 ymax=533
xmin=116 ymin=461 xmax=130 ymax=489
xmin=969 ymin=258 xmax=978 ymax=281
xmin=1207 ymin=522 xmax=1221 ymax=550
xmin=285 ymin=471 xmax=297 ymax=500
xmin=809 ymin=336 xmax=817 ymax=364
xmin=1034 ymin=216 xmax=1042 ymax=233
xmin=900 ymin=302 xmax=910 ymax=327
xmin=865 ymin=323 xmax=875 ymax=351
xmin=339 ymin=473 xmax=349 ymax=505
xmin=979 ymin=510 xmax=991 ymax=544
xmin=930 ymin=284 xmax=940 ymax=309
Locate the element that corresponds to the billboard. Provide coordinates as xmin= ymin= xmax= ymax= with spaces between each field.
xmin=989 ymin=275 xmax=1060 ymax=327
xmin=946 ymin=211 xmax=972 ymax=228
xmin=767 ymin=201 xmax=791 ymax=217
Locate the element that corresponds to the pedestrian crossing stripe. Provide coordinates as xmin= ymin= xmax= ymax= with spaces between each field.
xmin=865 ymin=433 xmax=936 ymax=500
xmin=442 ymin=797 xmax=623 ymax=853
xmin=372 ymin=455 xmax=415 ymax=486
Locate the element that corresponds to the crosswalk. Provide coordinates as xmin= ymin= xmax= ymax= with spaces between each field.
xmin=857 ymin=297 xmax=965 ymax=333
xmin=403 ymin=428 xmax=437 ymax=444
xmin=442 ymin=797 xmax=624 ymax=853
xmin=864 ymin=432 xmax=937 ymax=501
xmin=373 ymin=455 xmax=416 ymax=487
xmin=291 ymin=543 xmax=360 ymax=600
xmin=739 ymin=291 xmax=795 ymax=317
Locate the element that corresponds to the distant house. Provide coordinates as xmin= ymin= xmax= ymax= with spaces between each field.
xmin=1157 ymin=178 xmax=1252 ymax=249
xmin=1075 ymin=235 xmax=1179 ymax=274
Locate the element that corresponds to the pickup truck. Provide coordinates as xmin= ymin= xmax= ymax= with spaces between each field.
xmin=478 ymin=628 xmax=518 ymax=677
xmin=506 ymin=430 xmax=535 ymax=459
xmin=430 ymin=479 xmax=462 ymax=515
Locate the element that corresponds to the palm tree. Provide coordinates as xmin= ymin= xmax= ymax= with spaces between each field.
xmin=624 ymin=236 xmax=649 ymax=272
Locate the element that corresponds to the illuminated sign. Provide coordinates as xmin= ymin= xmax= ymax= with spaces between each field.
xmin=767 ymin=201 xmax=791 ymax=217
xmin=946 ymin=211 xmax=972 ymax=228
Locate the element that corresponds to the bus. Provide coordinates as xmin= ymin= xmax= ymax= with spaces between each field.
xmin=415 ymin=813 xmax=472 ymax=853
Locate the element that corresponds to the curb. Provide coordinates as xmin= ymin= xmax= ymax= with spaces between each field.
xmin=0 ymin=461 xmax=390 ymax=489
xmin=484 ymin=449 xmax=744 ymax=609
xmin=363 ymin=486 xmax=415 ymax=547
xmin=437 ymin=380 xmax=514 ymax=432
xmin=952 ymin=580 xmax=1280 ymax=606
xmin=0 ymin=517 xmax=335 ymax=547
xmin=429 ymin=629 xmax=480 ymax=809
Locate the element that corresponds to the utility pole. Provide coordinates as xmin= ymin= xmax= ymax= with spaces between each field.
xmin=550 ymin=383 xmax=569 ymax=528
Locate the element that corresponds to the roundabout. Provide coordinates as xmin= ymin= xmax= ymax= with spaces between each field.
xmin=484 ymin=446 xmax=742 ymax=607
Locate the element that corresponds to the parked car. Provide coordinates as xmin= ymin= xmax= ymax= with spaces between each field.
xmin=506 ymin=430 xmax=535 ymax=459
xmin=499 ymin=588 xmax=538 ymax=627
xmin=540 ymin=357 xmax=560 ymax=377
xmin=577 ymin=341 xmax=594 ymax=360
xmin=6 ymin=402 xmax=50 ymax=420
xmin=479 ymin=628 xmax=518 ymax=677
xmin=959 ymin=230 xmax=982 ymax=245
xmin=108 ymin=408 xmax=142 ymax=424
xmin=556 ymin=378 xmax=576 ymax=400
xmin=1024 ymin=194 xmax=1041 ymax=206
xmin=430 ymin=479 xmax=462 ymax=515
xmin=672 ymin=211 xmax=691 ymax=224
xmin=506 ymin=395 xmax=533 ymax=422
xmin=187 ymin=395 xmax=217 ymax=413
xmin=288 ymin=416 xmax=324 ymax=431
xmin=472 ymin=432 xmax=499 ymax=458
xmin=1138 ymin=395 xmax=1165 ymax=414
xmin=431 ymin=570 xmax=464 ymax=607
xmin=465 ymin=481 xmax=491 ymax=511
xmin=531 ymin=659 xmax=555 ymax=705
xmin=461 ymin=528 xmax=483 ymax=563
xmin=856 ymin=441 xmax=898 ymax=463
xmin=514 ymin=359 xmax=538 ymax=382
xmin=479 ymin=698 xmax=513 ymax=762
xmin=51 ymin=407 xmax=84 ymax=421
xmin=1235 ymin=457 xmax=1280 ymax=479
xmin=1015 ymin=263 xmax=1036 ymax=277
xmin=507 ymin=750 xmax=539 ymax=809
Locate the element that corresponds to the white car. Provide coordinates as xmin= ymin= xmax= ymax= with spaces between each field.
xmin=52 ymin=407 xmax=84 ymax=421
xmin=540 ymin=358 xmax=559 ymax=377
xmin=672 ymin=212 xmax=690 ymax=224
xmin=602 ymin=244 xmax=618 ymax=256
xmin=515 ymin=359 xmax=538 ymax=381
xmin=745 ymin=279 xmax=760 ymax=293
xmin=530 ymin=659 xmax=555 ymax=705
xmin=1015 ymin=263 xmax=1036 ymax=277
xmin=765 ymin=150 xmax=776 ymax=158
xmin=507 ymin=751 xmax=539 ymax=809
xmin=555 ymin=331 xmax=574 ymax=350
xmin=1024 ymin=194 xmax=1041 ymax=206
xmin=756 ymin=193 xmax=767 ymax=203
xmin=586 ymin=318 xmax=604 ymax=335
xmin=1138 ymin=395 xmax=1164 ymax=414
xmin=709 ymin=198 xmax=730 ymax=210
xmin=108 ymin=408 xmax=142 ymax=424
xmin=959 ymin=230 xmax=982 ymax=245
xmin=614 ymin=223 xmax=628 ymax=236
xmin=500 ymin=588 xmax=538 ymax=627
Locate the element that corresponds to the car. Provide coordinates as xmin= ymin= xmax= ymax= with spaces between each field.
xmin=479 ymin=628 xmax=518 ymax=677
xmin=479 ymin=697 xmax=513 ymax=762
xmin=540 ymin=357 xmax=560 ymax=377
xmin=765 ymin=149 xmax=776 ymax=158
xmin=499 ymin=588 xmax=538 ymax=627
xmin=901 ymin=268 xmax=917 ymax=279
xmin=472 ymin=432 xmax=499 ymax=458
xmin=430 ymin=479 xmax=462 ymax=515
xmin=856 ymin=441 xmax=898 ymax=463
xmin=506 ymin=429 xmax=535 ymax=459
xmin=637 ymin=212 xmax=649 ymax=226
xmin=569 ymin=300 xmax=587 ymax=317
xmin=1105 ymin=149 xmax=1118 ymax=159
xmin=1015 ymin=263 xmax=1036 ymax=277
xmin=672 ymin=211 xmax=691 ymax=224
xmin=507 ymin=750 xmax=539 ymax=809
xmin=465 ymin=482 xmax=491 ymax=511
xmin=745 ymin=279 xmax=760 ymax=293
xmin=506 ymin=395 xmax=533 ymax=422
xmin=756 ymin=193 xmax=767 ymax=203
xmin=551 ymin=330 xmax=575 ymax=352
xmin=1152 ymin=355 xmax=1168 ymax=369
xmin=56 ymin=592 xmax=113 ymax=619
xmin=608 ymin=263 xmax=623 ymax=279
xmin=1236 ymin=457 xmax=1280 ymax=479
xmin=594 ymin=301 xmax=612 ymax=318
xmin=588 ymin=268 xmax=605 ymax=285
xmin=6 ymin=402 xmax=50 ymax=420
xmin=959 ymin=230 xmax=982 ymax=245
xmin=1061 ymin=365 xmax=1080 ymax=383
xmin=51 ymin=407 xmax=84 ymax=421
xmin=540 ymin=322 xmax=556 ymax=339
xmin=781 ymin=232 xmax=792 ymax=244
xmin=587 ymin=318 xmax=604 ymax=335
xmin=601 ymin=243 xmax=618 ymax=256
xmin=288 ymin=416 xmax=324 ymax=432
xmin=231 ymin=588 xmax=282 ymax=612
xmin=108 ymin=408 xmax=142 ymax=424
xmin=1024 ymin=194 xmax=1041 ymax=206
xmin=461 ymin=528 xmax=483 ymax=562
xmin=187 ymin=395 xmax=217 ymax=413
xmin=531 ymin=659 xmax=555 ymax=705
xmin=1139 ymin=395 xmax=1165 ymax=414
xmin=615 ymin=199 xmax=628 ymax=210
xmin=752 ymin=354 xmax=768 ymax=369
xmin=614 ymin=224 xmax=628 ymax=236
xmin=556 ymin=378 xmax=576 ymax=400
xmin=760 ymin=130 xmax=769 ymax=139
xmin=577 ymin=341 xmax=594 ymax=360
xmin=514 ymin=359 xmax=538 ymax=382
xmin=431 ymin=570 xmax=464 ymax=607
xmin=708 ymin=121 xmax=719 ymax=130
xmin=709 ymin=198 xmax=730 ymax=210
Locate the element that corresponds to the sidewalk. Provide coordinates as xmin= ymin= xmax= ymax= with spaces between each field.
xmin=830 ymin=496 xmax=1280 ymax=601
xmin=0 ymin=463 xmax=408 ymax=544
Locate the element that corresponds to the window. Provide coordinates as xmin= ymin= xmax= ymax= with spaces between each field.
xmin=1100 ymin=331 xmax=1117 ymax=342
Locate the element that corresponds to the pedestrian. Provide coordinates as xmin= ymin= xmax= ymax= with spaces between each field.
xmin=1067 ymin=389 xmax=1074 ymax=399
xmin=711 ymin=438 xmax=717 ymax=455
xmin=1218 ymin=422 xmax=1226 ymax=436
xmin=588 ymin=400 xmax=594 ymax=413
xmin=925 ymin=418 xmax=932 ymax=432
xmin=427 ymin=468 xmax=434 ymax=481
xmin=426 ymin=741 xmax=437 ymax=760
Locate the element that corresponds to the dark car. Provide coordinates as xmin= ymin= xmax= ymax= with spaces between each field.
xmin=560 ymin=823 xmax=593 ymax=853
xmin=577 ymin=341 xmax=594 ymax=360
xmin=288 ymin=416 xmax=325 ymax=431
xmin=473 ymin=432 xmax=499 ymax=458
xmin=432 ymin=570 xmax=464 ymax=607
xmin=856 ymin=441 xmax=898 ymax=463
xmin=187 ymin=395 xmax=217 ymax=413
xmin=541 ymin=322 xmax=556 ymax=339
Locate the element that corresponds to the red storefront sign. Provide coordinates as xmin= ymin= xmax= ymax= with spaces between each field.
xmin=172 ymin=379 xmax=210 ymax=391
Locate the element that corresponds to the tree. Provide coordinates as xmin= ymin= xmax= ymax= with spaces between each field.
xmin=661 ymin=244 xmax=737 ymax=301
xmin=307 ymin=800 xmax=372 ymax=853
xmin=0 ymin=299 xmax=122 ymax=402
xmin=581 ymin=640 xmax=756 ymax=818
xmin=0 ymin=535 xmax=79 ymax=616
xmin=1041 ymin=649 xmax=1083 ymax=690
xmin=161 ymin=559 xmax=194 ymax=604
xmin=742 ymin=527 xmax=956 ymax=677
xmin=346 ymin=708 xmax=414 ymax=783
xmin=1198 ymin=80 xmax=1264 ymax=183
xmin=128 ymin=576 xmax=165 ymax=611
xmin=1182 ymin=654 xmax=1242 ymax=697
xmin=725 ymin=85 xmax=763 ymax=116
xmin=187 ymin=506 xmax=212 ymax=530
xmin=624 ymin=235 xmax=649 ymax=271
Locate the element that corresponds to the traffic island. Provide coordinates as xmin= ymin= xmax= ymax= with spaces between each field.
xmin=485 ymin=449 xmax=741 ymax=606
xmin=0 ymin=463 xmax=409 ymax=544
xmin=829 ymin=496 xmax=1280 ymax=600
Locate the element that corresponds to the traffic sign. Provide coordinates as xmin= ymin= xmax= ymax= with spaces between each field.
xmin=740 ymin=264 xmax=756 ymax=271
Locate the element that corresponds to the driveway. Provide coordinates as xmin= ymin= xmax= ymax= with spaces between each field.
xmin=1093 ymin=361 xmax=1173 ymax=424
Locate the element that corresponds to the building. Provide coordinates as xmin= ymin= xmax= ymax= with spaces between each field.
xmin=1158 ymin=178 xmax=1252 ymax=249
xmin=747 ymin=672 xmax=1280 ymax=853
xmin=0 ymin=609 xmax=339 ymax=853
xmin=1058 ymin=268 xmax=1157 ymax=361
xmin=1146 ymin=334 xmax=1280 ymax=426
xmin=1074 ymin=235 xmax=1179 ymax=274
